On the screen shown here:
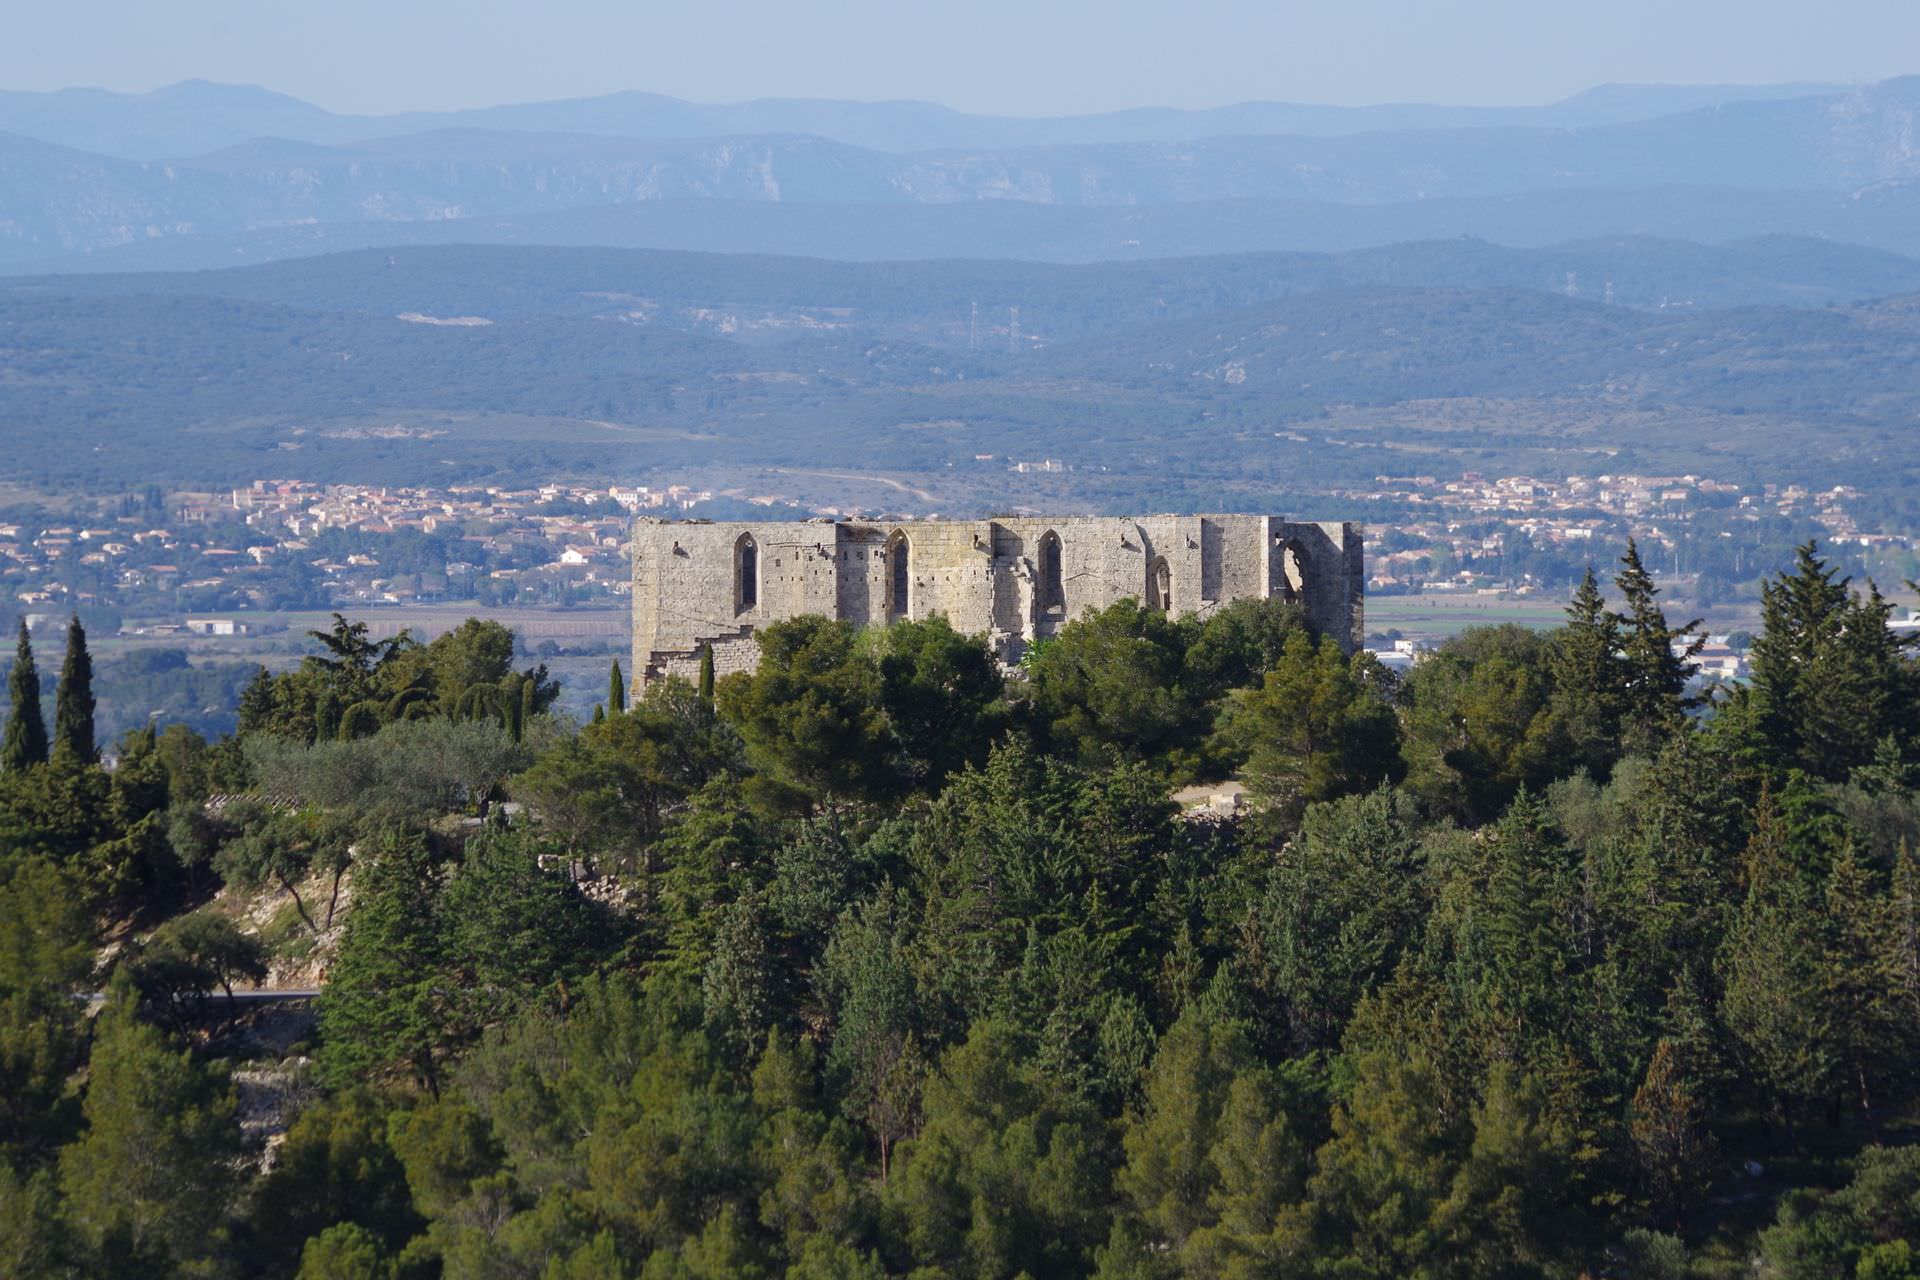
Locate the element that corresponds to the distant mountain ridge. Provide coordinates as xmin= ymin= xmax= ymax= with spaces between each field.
xmin=4 ymin=75 xmax=1919 ymax=273
xmin=0 ymin=77 xmax=1855 ymax=161
xmin=4 ymin=76 xmax=1920 ymax=271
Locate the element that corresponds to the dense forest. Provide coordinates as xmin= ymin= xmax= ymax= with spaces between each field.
xmin=3 ymin=539 xmax=1920 ymax=1278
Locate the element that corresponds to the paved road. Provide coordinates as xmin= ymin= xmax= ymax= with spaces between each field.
xmin=80 ymin=988 xmax=321 ymax=1007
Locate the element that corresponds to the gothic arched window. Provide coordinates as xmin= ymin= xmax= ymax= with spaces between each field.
xmin=735 ymin=533 xmax=759 ymax=612
xmin=1037 ymin=530 xmax=1065 ymax=614
xmin=1148 ymin=556 xmax=1172 ymax=611
xmin=1272 ymin=536 xmax=1307 ymax=601
xmin=887 ymin=530 xmax=911 ymax=621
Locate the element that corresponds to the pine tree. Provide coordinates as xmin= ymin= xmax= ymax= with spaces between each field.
xmin=1629 ymin=1039 xmax=1715 ymax=1228
xmin=1747 ymin=542 xmax=1913 ymax=780
xmin=1551 ymin=566 xmax=1626 ymax=777
xmin=2 ymin=620 xmax=48 ymax=771
xmin=1306 ymin=1051 xmax=1464 ymax=1274
xmin=1117 ymin=1008 xmax=1250 ymax=1251
xmin=0 ymin=858 xmax=93 ymax=1161
xmin=1891 ymin=842 xmax=1920 ymax=1033
xmin=318 ymin=834 xmax=451 ymax=1094
xmin=1822 ymin=846 xmax=1904 ymax=1130
xmin=51 ymin=616 xmax=95 ymax=764
xmin=235 ymin=666 xmax=277 ymax=736
xmin=294 ymin=1223 xmax=392 ymax=1279
xmin=1752 ymin=542 xmax=1849 ymax=752
xmin=608 ymin=660 xmax=627 ymax=715
xmin=1815 ymin=583 xmax=1911 ymax=775
xmin=58 ymin=976 xmax=241 ymax=1271
xmin=1434 ymin=1065 xmax=1582 ymax=1274
xmin=1188 ymin=1069 xmax=1311 ymax=1275
xmin=1720 ymin=789 xmax=1837 ymax=1122
xmin=1461 ymin=790 xmax=1581 ymax=1061
xmin=1614 ymin=539 xmax=1703 ymax=756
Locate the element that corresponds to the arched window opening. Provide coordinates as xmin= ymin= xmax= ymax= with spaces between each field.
xmin=1037 ymin=531 xmax=1065 ymax=614
xmin=1272 ymin=536 xmax=1307 ymax=601
xmin=1148 ymin=557 xmax=1172 ymax=611
xmin=887 ymin=531 xmax=911 ymax=621
xmin=735 ymin=534 xmax=759 ymax=612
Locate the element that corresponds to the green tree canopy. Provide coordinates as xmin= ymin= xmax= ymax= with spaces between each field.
xmin=715 ymin=614 xmax=1005 ymax=809
xmin=1549 ymin=566 xmax=1627 ymax=779
xmin=58 ymin=977 xmax=242 ymax=1274
xmin=2 ymin=621 xmax=47 ymax=773
xmin=1400 ymin=625 xmax=1567 ymax=823
xmin=1749 ymin=541 xmax=1917 ymax=781
xmin=1615 ymin=539 xmax=1704 ymax=756
xmin=51 ymin=617 xmax=94 ymax=765
xmin=318 ymin=833 xmax=455 ymax=1094
xmin=1023 ymin=599 xmax=1205 ymax=772
xmin=1212 ymin=631 xmax=1403 ymax=821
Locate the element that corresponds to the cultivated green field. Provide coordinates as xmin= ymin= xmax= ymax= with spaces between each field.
xmin=1366 ymin=593 xmax=1571 ymax=639
xmin=1366 ymin=590 xmax=1765 ymax=642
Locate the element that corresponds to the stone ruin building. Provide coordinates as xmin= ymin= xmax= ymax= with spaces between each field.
xmin=630 ymin=515 xmax=1364 ymax=688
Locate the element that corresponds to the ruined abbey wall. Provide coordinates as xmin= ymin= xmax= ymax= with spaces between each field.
xmin=630 ymin=515 xmax=1364 ymax=688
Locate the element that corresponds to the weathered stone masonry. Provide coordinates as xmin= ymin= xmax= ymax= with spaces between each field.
xmin=630 ymin=515 xmax=1364 ymax=688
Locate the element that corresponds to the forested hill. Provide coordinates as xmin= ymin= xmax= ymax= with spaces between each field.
xmin=32 ymin=186 xmax=1920 ymax=272
xmin=4 ymin=544 xmax=1920 ymax=1276
xmin=26 ymin=235 xmax=1920 ymax=321
xmin=4 ymin=243 xmax=1920 ymax=501
xmin=1052 ymin=287 xmax=1920 ymax=416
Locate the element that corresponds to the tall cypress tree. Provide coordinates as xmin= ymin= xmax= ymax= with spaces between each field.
xmin=698 ymin=645 xmax=716 ymax=706
xmin=53 ymin=615 xmax=96 ymax=763
xmin=609 ymin=660 xmax=627 ymax=715
xmin=3 ymin=619 xmax=48 ymax=771
xmin=502 ymin=672 xmax=526 ymax=743
xmin=517 ymin=675 xmax=536 ymax=743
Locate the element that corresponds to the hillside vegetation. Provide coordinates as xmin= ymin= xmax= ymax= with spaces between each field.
xmin=4 ymin=543 xmax=1920 ymax=1276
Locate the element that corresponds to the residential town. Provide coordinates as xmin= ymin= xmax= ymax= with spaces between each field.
xmin=0 ymin=480 xmax=731 ymax=625
xmin=0 ymin=472 xmax=1913 ymax=669
xmin=1343 ymin=471 xmax=1912 ymax=595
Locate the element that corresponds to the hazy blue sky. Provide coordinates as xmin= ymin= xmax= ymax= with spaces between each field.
xmin=6 ymin=0 xmax=1917 ymax=115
